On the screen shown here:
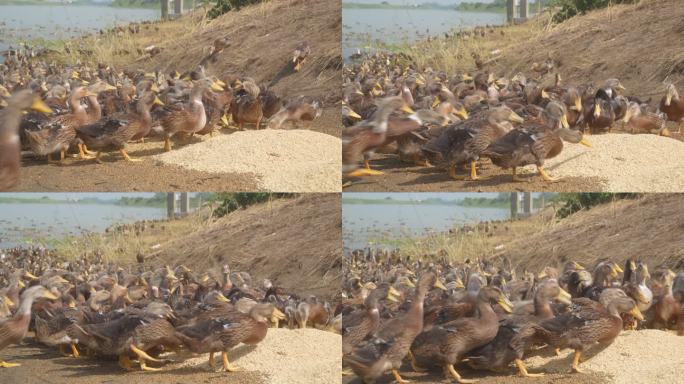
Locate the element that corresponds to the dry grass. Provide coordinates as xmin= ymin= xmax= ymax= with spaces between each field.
xmin=391 ymin=0 xmax=683 ymax=98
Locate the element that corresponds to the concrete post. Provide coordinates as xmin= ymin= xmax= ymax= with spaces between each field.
xmin=523 ymin=192 xmax=532 ymax=215
xmin=161 ymin=0 xmax=169 ymax=19
xmin=180 ymin=192 xmax=189 ymax=216
xmin=167 ymin=192 xmax=176 ymax=219
xmin=520 ymin=0 xmax=529 ymax=19
xmin=507 ymin=0 xmax=516 ymax=23
xmin=510 ymin=192 xmax=519 ymax=219
xmin=174 ymin=0 xmax=183 ymax=15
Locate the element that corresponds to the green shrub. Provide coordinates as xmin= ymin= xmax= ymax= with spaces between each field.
xmin=211 ymin=193 xmax=292 ymax=217
xmin=207 ymin=0 xmax=265 ymax=19
xmin=550 ymin=0 xmax=639 ymax=23
xmin=556 ymin=193 xmax=638 ymax=218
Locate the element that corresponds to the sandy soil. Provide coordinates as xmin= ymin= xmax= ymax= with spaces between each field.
xmin=154 ymin=129 xmax=341 ymax=193
xmin=0 ymin=329 xmax=340 ymax=384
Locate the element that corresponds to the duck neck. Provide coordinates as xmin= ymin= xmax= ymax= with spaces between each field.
xmin=69 ymin=93 xmax=86 ymax=116
xmin=406 ymin=287 xmax=426 ymax=328
xmin=475 ymin=298 xmax=496 ymax=321
xmin=533 ymin=293 xmax=554 ymax=319
xmin=17 ymin=293 xmax=37 ymax=318
xmin=87 ymin=95 xmax=101 ymax=120
xmin=137 ymin=101 xmax=153 ymax=126
xmin=372 ymin=105 xmax=395 ymax=132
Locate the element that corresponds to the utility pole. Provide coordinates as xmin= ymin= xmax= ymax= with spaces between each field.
xmin=523 ymin=192 xmax=532 ymax=215
xmin=180 ymin=192 xmax=189 ymax=216
xmin=167 ymin=192 xmax=176 ymax=219
xmin=510 ymin=192 xmax=519 ymax=219
xmin=161 ymin=0 xmax=169 ymax=19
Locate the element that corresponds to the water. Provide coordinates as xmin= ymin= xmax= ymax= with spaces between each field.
xmin=342 ymin=202 xmax=509 ymax=251
xmin=0 ymin=5 xmax=160 ymax=57
xmin=0 ymin=202 xmax=165 ymax=248
xmin=342 ymin=7 xmax=506 ymax=58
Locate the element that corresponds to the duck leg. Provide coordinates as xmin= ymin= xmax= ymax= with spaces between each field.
xmin=221 ymin=350 xmax=242 ymax=372
xmin=407 ymin=350 xmax=427 ymax=373
xmin=120 ymin=149 xmax=142 ymax=162
xmin=515 ymin=358 xmax=544 ymax=377
xmin=77 ymin=143 xmax=95 ymax=159
xmin=449 ymin=164 xmax=464 ymax=180
xmin=537 ymin=166 xmax=558 ymax=182
xmin=208 ymin=352 xmax=217 ymax=370
xmin=391 ymin=368 xmax=410 ymax=383
xmin=70 ymin=342 xmax=80 ymax=358
xmin=571 ymin=350 xmax=584 ymax=373
xmin=164 ymin=138 xmax=172 ymax=152
xmin=347 ymin=166 xmax=384 ymax=177
xmin=130 ymin=344 xmax=163 ymax=371
xmin=95 ymin=151 xmax=104 ymax=164
xmin=677 ymin=121 xmax=682 ymax=134
xmin=512 ymin=167 xmax=527 ymax=182
xmin=82 ymin=144 xmax=97 ymax=155
xmin=468 ymin=160 xmax=479 ymax=181
xmin=443 ymin=364 xmax=476 ymax=384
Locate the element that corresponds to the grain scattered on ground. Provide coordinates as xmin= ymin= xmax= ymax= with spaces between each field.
xmin=180 ymin=328 xmax=341 ymax=384
xmin=515 ymin=134 xmax=684 ymax=192
xmin=524 ymin=330 xmax=684 ymax=384
xmin=154 ymin=129 xmax=341 ymax=192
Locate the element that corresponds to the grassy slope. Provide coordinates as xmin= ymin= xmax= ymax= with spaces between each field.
xmin=53 ymin=0 xmax=341 ymax=102
xmin=57 ymin=194 xmax=341 ymax=300
xmin=382 ymin=194 xmax=684 ymax=273
xmin=406 ymin=0 xmax=683 ymax=98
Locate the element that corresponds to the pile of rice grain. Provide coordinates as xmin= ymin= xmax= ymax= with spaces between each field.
xmin=524 ymin=329 xmax=684 ymax=384
xmin=515 ymin=134 xmax=684 ymax=192
xmin=154 ymin=129 xmax=341 ymax=192
xmin=179 ymin=328 xmax=341 ymax=384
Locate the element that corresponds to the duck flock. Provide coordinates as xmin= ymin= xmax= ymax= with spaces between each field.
xmin=341 ymin=250 xmax=684 ymax=383
xmin=0 ymin=245 xmax=338 ymax=371
xmin=0 ymin=42 xmax=322 ymax=190
xmin=342 ymin=53 xmax=684 ymax=183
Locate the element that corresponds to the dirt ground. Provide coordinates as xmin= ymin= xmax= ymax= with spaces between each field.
xmin=11 ymin=107 xmax=339 ymax=192
xmin=343 ymin=154 xmax=604 ymax=192
xmin=0 ymin=328 xmax=341 ymax=384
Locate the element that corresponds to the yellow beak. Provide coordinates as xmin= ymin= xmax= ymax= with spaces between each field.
xmin=556 ymin=288 xmax=572 ymax=305
xmin=498 ymin=297 xmax=513 ymax=313
xmin=153 ymin=96 xmax=165 ymax=106
xmin=594 ymin=103 xmax=602 ymax=118
xmin=4 ymin=296 xmax=14 ymax=307
xmin=105 ymin=84 xmax=117 ymax=92
xmin=579 ymin=137 xmax=592 ymax=147
xmin=560 ymin=114 xmax=569 ymax=129
xmin=509 ymin=111 xmax=524 ymax=123
xmin=210 ymin=82 xmax=224 ymax=92
xmin=221 ymin=114 xmax=230 ymax=125
xmin=347 ymin=109 xmax=362 ymax=119
xmin=630 ymin=306 xmax=644 ymax=321
xmin=433 ymin=279 xmax=447 ymax=291
xmin=43 ymin=291 xmax=59 ymax=300
xmin=401 ymin=105 xmax=416 ymax=114
xmin=31 ymin=98 xmax=53 ymax=114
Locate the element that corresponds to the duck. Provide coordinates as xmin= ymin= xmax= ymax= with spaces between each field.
xmin=342 ymin=96 xmax=415 ymax=178
xmin=482 ymin=101 xmax=592 ymax=182
xmin=343 ymin=272 xmax=443 ymax=384
xmin=421 ymin=106 xmax=523 ymax=180
xmin=24 ymin=86 xmax=95 ymax=162
xmin=518 ymin=289 xmax=642 ymax=373
xmin=622 ymin=101 xmax=670 ymax=136
xmin=231 ymin=80 xmax=263 ymax=130
xmin=410 ymin=286 xmax=513 ymax=383
xmin=159 ymin=79 xmax=223 ymax=151
xmin=76 ymin=92 xmax=164 ymax=163
xmin=292 ymin=41 xmax=311 ymax=72
xmin=342 ymin=283 xmax=400 ymax=354
xmin=267 ymin=95 xmax=322 ymax=129
xmin=0 ymin=89 xmax=52 ymax=190
xmin=659 ymin=83 xmax=684 ymax=133
xmin=0 ymin=286 xmax=58 ymax=367
xmin=174 ymin=303 xmax=286 ymax=372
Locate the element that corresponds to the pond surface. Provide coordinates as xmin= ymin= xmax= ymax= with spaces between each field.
xmin=0 ymin=5 xmax=159 ymax=58
xmin=343 ymin=202 xmax=509 ymax=251
xmin=342 ymin=7 xmax=506 ymax=58
xmin=0 ymin=202 xmax=165 ymax=248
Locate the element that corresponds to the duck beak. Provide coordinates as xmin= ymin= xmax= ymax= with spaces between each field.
xmin=433 ymin=279 xmax=447 ymax=291
xmin=150 ymin=83 xmax=160 ymax=93
xmin=613 ymin=263 xmax=624 ymax=274
xmin=30 ymin=98 xmax=53 ymax=114
xmin=354 ymin=90 xmax=364 ymax=96
xmin=5 ymin=296 xmax=14 ymax=307
xmin=153 ymin=96 xmax=165 ymax=106
xmin=574 ymin=262 xmax=584 ymax=270
xmin=431 ymin=98 xmax=440 ymax=109
xmin=415 ymin=77 xmax=425 ymax=86
xmin=456 ymin=107 xmax=468 ymax=120
xmin=85 ymin=91 xmax=97 ymax=97
xmin=537 ymin=271 xmax=548 ymax=279
xmin=68 ymin=300 xmax=76 ymax=308
xmin=593 ymin=103 xmax=601 ymax=118
xmin=453 ymin=278 xmax=465 ymax=289
xmin=642 ymin=265 xmax=651 ymax=279
xmin=406 ymin=279 xmax=416 ymax=288
xmin=105 ymin=84 xmax=117 ymax=92
xmin=401 ymin=105 xmax=416 ymax=114
xmin=24 ymin=271 xmax=39 ymax=280
xmin=560 ymin=114 xmax=569 ymax=129
xmin=541 ymin=90 xmax=550 ymax=99
xmin=211 ymin=82 xmax=224 ymax=92
xmin=43 ymin=291 xmax=59 ymax=300
xmin=18 ymin=281 xmax=25 ymax=289
xmin=498 ymin=296 xmax=513 ymax=313
xmin=617 ymin=84 xmax=626 ymax=91
xmin=462 ymin=73 xmax=473 ymax=82
xmin=71 ymin=71 xmax=80 ymax=79
xmin=509 ymin=111 xmax=524 ymax=123
xmin=217 ymin=293 xmax=229 ymax=302
xmin=221 ymin=114 xmax=230 ymax=125
xmin=387 ymin=286 xmax=401 ymax=303
xmin=216 ymin=79 xmax=227 ymax=87
xmin=347 ymin=109 xmax=362 ymax=119
xmin=629 ymin=261 xmax=637 ymax=271
xmin=660 ymin=127 xmax=672 ymax=137
xmin=630 ymin=306 xmax=644 ymax=321
xmin=665 ymin=93 xmax=672 ymax=106
xmin=556 ymin=288 xmax=572 ymax=305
